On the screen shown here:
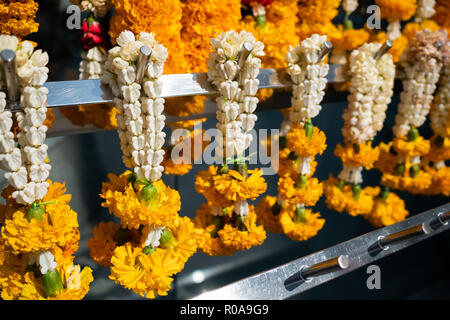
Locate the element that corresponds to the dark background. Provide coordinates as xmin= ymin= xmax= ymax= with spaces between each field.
xmin=19 ymin=0 xmax=450 ymax=299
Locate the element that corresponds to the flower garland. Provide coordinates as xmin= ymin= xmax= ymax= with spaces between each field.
xmin=375 ymin=0 xmax=417 ymax=40
xmin=256 ymin=34 xmax=329 ymax=241
xmin=325 ymin=42 xmax=408 ymax=226
xmin=0 ymin=35 xmax=93 ymax=300
xmin=193 ymin=30 xmax=267 ymax=256
xmin=422 ymin=39 xmax=450 ymax=196
xmin=376 ymin=30 xmax=448 ymax=195
xmin=90 ymin=30 xmax=197 ymax=299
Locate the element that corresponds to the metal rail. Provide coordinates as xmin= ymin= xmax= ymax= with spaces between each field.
xmin=191 ymin=202 xmax=450 ymax=300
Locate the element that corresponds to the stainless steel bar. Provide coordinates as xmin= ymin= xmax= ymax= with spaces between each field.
xmin=136 ymin=46 xmax=152 ymax=83
xmin=43 ymin=65 xmax=343 ymax=109
xmin=238 ymin=42 xmax=253 ymax=70
xmin=377 ymin=223 xmax=428 ymax=250
xmin=1 ymin=49 xmax=20 ymax=111
xmin=317 ymin=41 xmax=333 ymax=63
xmin=374 ymin=40 xmax=393 ymax=60
xmin=191 ymin=202 xmax=450 ymax=300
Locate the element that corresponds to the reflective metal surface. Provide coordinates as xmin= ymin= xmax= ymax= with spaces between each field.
xmin=43 ymin=65 xmax=343 ymax=108
xmin=192 ymin=202 xmax=450 ymax=300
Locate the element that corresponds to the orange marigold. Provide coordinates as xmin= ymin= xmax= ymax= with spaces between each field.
xmin=279 ymin=205 xmax=325 ymax=241
xmin=393 ymin=136 xmax=430 ymax=157
xmin=100 ymin=171 xmax=180 ymax=229
xmin=375 ymin=0 xmax=417 ymax=22
xmin=277 ymin=176 xmax=323 ymax=207
xmin=286 ymin=124 xmax=327 ymax=157
xmin=255 ymin=195 xmax=283 ymax=234
xmin=334 ymin=141 xmax=380 ymax=169
xmin=365 ymin=191 xmax=409 ymax=227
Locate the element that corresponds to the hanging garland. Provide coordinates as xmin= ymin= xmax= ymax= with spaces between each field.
xmin=0 ymin=35 xmax=93 ymax=300
xmin=256 ymin=34 xmax=329 ymax=241
xmin=89 ymin=30 xmax=197 ymax=299
xmin=193 ymin=30 xmax=267 ymax=255
xmin=376 ymin=30 xmax=448 ymax=195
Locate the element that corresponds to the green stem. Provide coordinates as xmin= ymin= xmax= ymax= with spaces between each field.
xmin=42 ymin=270 xmax=64 ymax=298
xmin=142 ymin=245 xmax=156 ymax=255
xmin=209 ymin=215 xmax=224 ymax=238
xmin=407 ymin=128 xmax=419 ymax=142
xmin=304 ymin=119 xmax=314 ymax=139
xmin=296 ymin=174 xmax=308 ymax=190
xmin=294 ymin=207 xmax=307 ymax=224
xmin=352 ymin=184 xmax=361 ymax=200
xmin=159 ymin=229 xmax=177 ymax=249
xmin=336 ymin=179 xmax=346 ymax=190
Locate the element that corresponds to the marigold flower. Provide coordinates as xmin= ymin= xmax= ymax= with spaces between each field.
xmin=277 ymin=148 xmax=318 ymax=177
xmin=277 ymin=176 xmax=323 ymax=207
xmin=218 ymin=206 xmax=266 ymax=251
xmin=366 ymin=191 xmax=409 ymax=227
xmin=109 ymin=242 xmax=182 ymax=299
xmin=192 ymin=203 xmax=236 ymax=256
xmin=403 ymin=20 xmax=441 ymax=41
xmin=381 ymin=170 xmax=433 ymax=194
xmin=0 ymin=0 xmax=39 ymax=38
xmin=375 ymin=0 xmax=417 ymax=22
xmin=424 ymin=136 xmax=450 ymax=163
xmin=279 ymin=205 xmax=325 ymax=241
xmin=334 ymin=141 xmax=380 ymax=169
xmin=331 ymin=26 xmax=370 ymax=52
xmin=286 ymin=124 xmax=327 ymax=157
xmin=255 ymin=195 xmax=283 ymax=234
xmin=196 ymin=166 xmax=267 ymax=208
xmin=392 ymin=136 xmax=430 ymax=157
xmin=423 ymin=166 xmax=450 ymax=196
xmin=18 ymin=264 xmax=93 ymax=300
xmin=324 ymin=176 xmax=349 ymax=213
xmin=2 ymin=201 xmax=79 ymax=254
xmin=100 ymin=171 xmax=180 ymax=229
xmin=88 ymin=221 xmax=121 ymax=267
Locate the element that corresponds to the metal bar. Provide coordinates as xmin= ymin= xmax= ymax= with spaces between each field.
xmin=191 ymin=202 xmax=450 ymax=300
xmin=374 ymin=40 xmax=393 ymax=60
xmin=136 ymin=46 xmax=152 ymax=83
xmin=377 ymin=223 xmax=428 ymax=250
xmin=1 ymin=49 xmax=20 ymax=111
xmin=43 ymin=65 xmax=343 ymax=109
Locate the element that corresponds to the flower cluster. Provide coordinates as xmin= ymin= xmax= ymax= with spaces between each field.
xmin=0 ymin=35 xmax=93 ymax=300
xmin=0 ymin=0 xmax=39 ymax=38
xmin=69 ymin=0 xmax=112 ymax=17
xmin=194 ymin=30 xmax=267 ymax=255
xmin=256 ymin=34 xmax=330 ymax=241
xmin=377 ymin=30 xmax=448 ymax=194
xmin=92 ymin=30 xmax=197 ymax=298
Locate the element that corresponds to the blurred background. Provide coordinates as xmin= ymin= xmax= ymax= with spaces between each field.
xmin=10 ymin=0 xmax=449 ymax=299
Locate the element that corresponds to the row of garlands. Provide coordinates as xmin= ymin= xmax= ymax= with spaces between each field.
xmin=0 ymin=0 xmax=448 ymax=300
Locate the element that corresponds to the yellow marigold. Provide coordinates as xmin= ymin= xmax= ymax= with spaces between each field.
xmin=381 ymin=170 xmax=433 ymax=194
xmin=423 ymin=166 xmax=450 ymax=196
xmin=140 ymin=216 xmax=197 ymax=266
xmin=218 ymin=206 xmax=266 ymax=251
xmin=0 ymin=0 xmax=39 ymax=38
xmin=180 ymin=0 xmax=241 ymax=73
xmin=192 ymin=203 xmax=236 ymax=256
xmin=88 ymin=221 xmax=121 ymax=267
xmin=277 ymin=176 xmax=323 ymax=207
xmin=375 ymin=0 xmax=417 ymax=22
xmin=297 ymin=0 xmax=341 ymax=25
xmin=255 ymin=195 xmax=283 ymax=234
xmin=372 ymin=31 xmax=408 ymax=62
xmin=100 ymin=171 xmax=180 ymax=229
xmin=403 ymin=20 xmax=441 ymax=41
xmin=2 ymin=202 xmax=79 ymax=254
xmin=366 ymin=191 xmax=409 ymax=227
xmin=324 ymin=176 xmax=351 ymax=213
xmin=0 ymin=273 xmax=25 ymax=300
xmin=0 ymin=241 xmax=28 ymax=287
xmin=109 ymin=242 xmax=182 ymax=299
xmin=60 ymin=105 xmax=119 ymax=130
xmin=256 ymin=89 xmax=275 ymax=102
xmin=393 ymin=136 xmax=430 ymax=157
xmin=279 ymin=205 xmax=325 ymax=241
xmin=277 ymin=148 xmax=318 ymax=177
xmin=331 ymin=26 xmax=370 ymax=52
xmin=286 ymin=124 xmax=327 ymax=157
xmin=424 ymin=136 xmax=450 ymax=163
xmin=323 ymin=176 xmax=377 ymax=216
xmin=59 ymin=106 xmax=89 ymax=127
xmin=196 ymin=166 xmax=267 ymax=207
xmin=18 ymin=265 xmax=93 ymax=300
xmin=109 ymin=0 xmax=186 ymax=75
xmin=334 ymin=141 xmax=380 ymax=169
xmin=375 ymin=142 xmax=399 ymax=173
xmin=162 ymin=156 xmax=192 ymax=176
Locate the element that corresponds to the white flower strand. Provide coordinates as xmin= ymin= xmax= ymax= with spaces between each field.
xmin=0 ymin=35 xmax=51 ymax=205
xmin=207 ymin=30 xmax=264 ymax=159
xmin=415 ymin=0 xmax=436 ymax=21
xmin=79 ymin=46 xmax=105 ymax=80
xmin=342 ymin=43 xmax=382 ymax=144
xmin=285 ymin=34 xmax=330 ymax=125
xmin=144 ymin=226 xmax=165 ymax=248
xmin=387 ymin=20 xmax=402 ymax=41
xmin=430 ymin=63 xmax=450 ymax=137
xmin=70 ymin=0 xmax=111 ymax=17
xmin=393 ymin=39 xmax=444 ymax=137
xmin=102 ymin=31 xmax=167 ymax=182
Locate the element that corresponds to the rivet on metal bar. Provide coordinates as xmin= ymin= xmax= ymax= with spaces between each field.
xmin=435 ymin=40 xmax=443 ymax=49
xmin=377 ymin=223 xmax=429 ymax=251
xmin=238 ymin=42 xmax=253 ymax=70
xmin=285 ymin=255 xmax=349 ymax=286
xmin=1 ymin=49 xmax=20 ymax=111
xmin=317 ymin=41 xmax=333 ymax=63
xmin=373 ymin=40 xmax=393 ymax=60
xmin=429 ymin=211 xmax=450 ymax=230
xmin=136 ymin=46 xmax=152 ymax=83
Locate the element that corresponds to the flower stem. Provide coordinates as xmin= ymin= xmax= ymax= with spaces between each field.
xmin=294 ymin=207 xmax=307 ymax=224
xmin=304 ymin=119 xmax=314 ymax=139
xmin=352 ymin=183 xmax=361 ymax=200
